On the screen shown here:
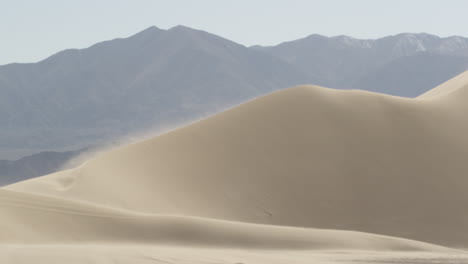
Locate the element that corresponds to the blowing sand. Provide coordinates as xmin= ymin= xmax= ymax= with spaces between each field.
xmin=2 ymin=71 xmax=468 ymax=263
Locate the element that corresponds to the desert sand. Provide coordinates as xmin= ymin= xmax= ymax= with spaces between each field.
xmin=2 ymin=71 xmax=468 ymax=263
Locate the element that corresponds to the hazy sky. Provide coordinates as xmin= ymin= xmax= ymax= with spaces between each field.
xmin=2 ymin=0 xmax=468 ymax=65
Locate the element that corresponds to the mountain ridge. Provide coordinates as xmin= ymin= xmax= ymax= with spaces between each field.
xmin=254 ymin=31 xmax=468 ymax=94
xmin=0 ymin=25 xmax=311 ymax=160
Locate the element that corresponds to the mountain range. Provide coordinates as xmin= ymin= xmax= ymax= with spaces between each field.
xmin=255 ymin=32 xmax=468 ymax=95
xmin=1 ymin=25 xmax=467 ymax=184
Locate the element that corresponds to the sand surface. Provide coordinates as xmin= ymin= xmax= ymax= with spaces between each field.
xmin=2 ymin=71 xmax=468 ymax=263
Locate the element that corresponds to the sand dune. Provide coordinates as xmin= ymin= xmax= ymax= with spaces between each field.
xmin=419 ymin=71 xmax=468 ymax=98
xmin=1 ymin=188 xmax=450 ymax=251
xmin=3 ymin=72 xmax=468 ymax=262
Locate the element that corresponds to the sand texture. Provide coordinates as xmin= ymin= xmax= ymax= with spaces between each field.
xmin=2 ymin=71 xmax=468 ymax=263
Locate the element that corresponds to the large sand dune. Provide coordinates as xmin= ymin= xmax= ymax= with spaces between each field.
xmin=2 ymin=72 xmax=468 ymax=263
xmin=1 ymin=188 xmax=448 ymax=251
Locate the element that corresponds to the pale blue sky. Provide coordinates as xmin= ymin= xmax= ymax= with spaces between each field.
xmin=1 ymin=0 xmax=468 ymax=65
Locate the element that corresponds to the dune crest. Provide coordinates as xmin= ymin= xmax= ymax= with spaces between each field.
xmin=418 ymin=71 xmax=468 ymax=99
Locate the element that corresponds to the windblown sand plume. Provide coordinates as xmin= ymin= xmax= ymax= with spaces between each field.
xmin=2 ymin=71 xmax=468 ymax=263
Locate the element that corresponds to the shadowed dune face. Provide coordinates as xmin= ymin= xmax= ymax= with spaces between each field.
xmin=5 ymin=71 xmax=468 ymax=249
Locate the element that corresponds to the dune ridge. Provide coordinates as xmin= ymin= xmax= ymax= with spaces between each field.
xmin=2 ymin=72 xmax=468 ymax=262
xmin=418 ymin=71 xmax=468 ymax=99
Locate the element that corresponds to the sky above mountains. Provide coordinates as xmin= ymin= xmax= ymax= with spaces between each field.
xmin=2 ymin=0 xmax=468 ymax=65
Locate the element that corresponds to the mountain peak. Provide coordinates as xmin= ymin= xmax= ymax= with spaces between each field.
xmin=304 ymin=33 xmax=328 ymax=40
xmin=135 ymin=25 xmax=161 ymax=35
xmin=169 ymin=25 xmax=196 ymax=32
xmin=394 ymin=32 xmax=439 ymax=38
xmin=126 ymin=25 xmax=163 ymax=42
xmin=332 ymin=35 xmax=373 ymax=48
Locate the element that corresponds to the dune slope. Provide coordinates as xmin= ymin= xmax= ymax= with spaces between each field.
xmin=1 ymin=188 xmax=450 ymax=252
xmin=4 ymin=71 xmax=468 ymax=251
xmin=419 ymin=71 xmax=468 ymax=99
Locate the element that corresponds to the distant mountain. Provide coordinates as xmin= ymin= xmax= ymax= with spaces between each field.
xmin=353 ymin=52 xmax=468 ymax=96
xmin=1 ymin=27 xmax=467 ymax=182
xmin=0 ymin=25 xmax=312 ymax=160
xmin=0 ymin=149 xmax=85 ymax=186
xmin=253 ymin=33 xmax=468 ymax=95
